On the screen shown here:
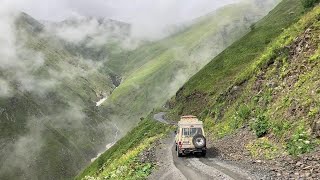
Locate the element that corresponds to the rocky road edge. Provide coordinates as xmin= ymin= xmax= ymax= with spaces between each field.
xmin=213 ymin=127 xmax=320 ymax=180
xmin=147 ymin=113 xmax=272 ymax=180
xmin=148 ymin=113 xmax=320 ymax=180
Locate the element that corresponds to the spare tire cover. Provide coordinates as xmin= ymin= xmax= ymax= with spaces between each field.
xmin=192 ymin=134 xmax=206 ymax=148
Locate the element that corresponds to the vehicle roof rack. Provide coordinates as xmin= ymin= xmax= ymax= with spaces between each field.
xmin=181 ymin=115 xmax=197 ymax=118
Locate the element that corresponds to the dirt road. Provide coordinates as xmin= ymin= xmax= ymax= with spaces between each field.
xmin=153 ymin=112 xmax=170 ymax=124
xmin=150 ymin=113 xmax=269 ymax=180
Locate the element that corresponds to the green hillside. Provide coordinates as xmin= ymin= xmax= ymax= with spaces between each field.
xmin=100 ymin=0 xmax=279 ymax=134
xmin=76 ymin=1 xmax=285 ymax=179
xmin=169 ymin=0 xmax=305 ymax=118
xmin=169 ymin=0 xmax=320 ymax=157
xmin=0 ymin=13 xmax=118 ymax=180
xmin=76 ymin=0 xmax=320 ymax=179
xmin=76 ymin=116 xmax=171 ymax=180
xmin=0 ymin=1 xmax=281 ymax=179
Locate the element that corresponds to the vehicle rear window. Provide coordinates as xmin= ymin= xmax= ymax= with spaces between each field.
xmin=182 ymin=128 xmax=190 ymax=136
xmin=190 ymin=128 xmax=202 ymax=136
xmin=182 ymin=128 xmax=202 ymax=137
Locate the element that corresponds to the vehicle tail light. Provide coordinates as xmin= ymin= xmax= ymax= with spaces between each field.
xmin=178 ymin=141 xmax=182 ymax=148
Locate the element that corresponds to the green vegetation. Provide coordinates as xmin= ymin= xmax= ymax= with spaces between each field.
xmin=252 ymin=115 xmax=269 ymax=137
xmin=1 ymin=2 xmax=279 ymax=179
xmin=174 ymin=0 xmax=304 ymax=96
xmin=76 ymin=118 xmax=171 ymax=180
xmin=231 ymin=104 xmax=252 ymax=129
xmin=271 ymin=120 xmax=292 ymax=138
xmin=301 ymin=0 xmax=320 ymax=8
xmin=4 ymin=0 xmax=317 ymax=179
xmin=78 ymin=4 xmax=320 ymax=180
xmin=246 ymin=137 xmax=282 ymax=159
xmin=1 ymin=14 xmax=117 ymax=180
xmin=169 ymin=0 xmax=320 ymax=158
xmin=286 ymin=125 xmax=315 ymax=156
xmin=99 ymin=0 xmax=278 ymax=138
xmin=237 ymin=105 xmax=251 ymax=121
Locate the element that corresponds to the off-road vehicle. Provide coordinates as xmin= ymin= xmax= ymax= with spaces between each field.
xmin=175 ymin=115 xmax=206 ymax=157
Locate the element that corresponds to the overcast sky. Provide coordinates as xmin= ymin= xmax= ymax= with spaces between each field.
xmin=4 ymin=0 xmax=238 ymax=39
xmin=5 ymin=0 xmax=237 ymax=22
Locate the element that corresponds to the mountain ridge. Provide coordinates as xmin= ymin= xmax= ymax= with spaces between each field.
xmin=77 ymin=0 xmax=320 ymax=179
xmin=0 ymin=1 xmax=280 ymax=179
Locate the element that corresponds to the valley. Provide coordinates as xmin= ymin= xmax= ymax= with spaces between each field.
xmin=0 ymin=0 xmax=277 ymax=179
xmin=77 ymin=0 xmax=320 ymax=180
xmin=3 ymin=0 xmax=320 ymax=180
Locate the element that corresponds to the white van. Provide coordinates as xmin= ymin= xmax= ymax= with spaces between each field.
xmin=175 ymin=115 xmax=206 ymax=157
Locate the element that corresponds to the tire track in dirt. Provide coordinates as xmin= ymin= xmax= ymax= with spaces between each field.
xmin=150 ymin=112 xmax=256 ymax=180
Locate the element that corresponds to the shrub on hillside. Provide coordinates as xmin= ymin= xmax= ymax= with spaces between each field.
xmin=301 ymin=0 xmax=320 ymax=8
xmin=238 ymin=105 xmax=251 ymax=120
xmin=231 ymin=104 xmax=251 ymax=129
xmin=286 ymin=129 xmax=314 ymax=156
xmin=246 ymin=137 xmax=281 ymax=159
xmin=253 ymin=115 xmax=269 ymax=137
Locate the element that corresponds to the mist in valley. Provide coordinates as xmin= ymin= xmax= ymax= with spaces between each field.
xmin=0 ymin=0 xmax=280 ymax=179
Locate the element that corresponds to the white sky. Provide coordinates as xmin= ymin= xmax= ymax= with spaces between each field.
xmin=5 ymin=0 xmax=236 ymax=22
xmin=3 ymin=0 xmax=238 ymax=38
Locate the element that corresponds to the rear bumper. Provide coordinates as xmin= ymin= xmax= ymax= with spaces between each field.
xmin=180 ymin=147 xmax=206 ymax=154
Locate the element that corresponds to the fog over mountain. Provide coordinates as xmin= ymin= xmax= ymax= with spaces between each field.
xmin=0 ymin=0 xmax=279 ymax=179
xmin=5 ymin=0 xmax=238 ymax=39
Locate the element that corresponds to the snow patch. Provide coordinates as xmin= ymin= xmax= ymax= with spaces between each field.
xmin=96 ymin=96 xmax=108 ymax=106
xmin=90 ymin=142 xmax=115 ymax=162
xmin=90 ymin=123 xmax=119 ymax=162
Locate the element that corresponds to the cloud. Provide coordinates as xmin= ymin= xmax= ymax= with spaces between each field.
xmin=0 ymin=79 xmax=12 ymax=97
xmin=50 ymin=18 xmax=100 ymax=44
xmin=50 ymin=102 xmax=87 ymax=129
xmin=0 ymin=101 xmax=89 ymax=178
xmin=0 ymin=0 xmax=280 ymax=179
xmin=45 ymin=14 xmax=131 ymax=48
xmin=9 ymin=0 xmax=238 ymax=39
xmin=0 ymin=16 xmax=55 ymax=96
xmin=0 ymin=4 xmax=109 ymax=97
xmin=0 ymin=2 xmax=58 ymax=96
xmin=0 ymin=5 xmax=118 ymax=177
xmin=5 ymin=117 xmax=45 ymax=170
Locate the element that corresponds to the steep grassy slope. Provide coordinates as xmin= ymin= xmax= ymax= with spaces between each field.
xmin=76 ymin=117 xmax=171 ymax=180
xmin=0 ymin=1 xmax=279 ymax=179
xmin=169 ymin=0 xmax=320 ymax=157
xmin=201 ymin=3 xmax=320 ymax=155
xmin=42 ymin=16 xmax=133 ymax=88
xmin=77 ymin=1 xmax=281 ymax=179
xmin=168 ymin=0 xmax=305 ymax=117
xmin=0 ymin=14 xmax=117 ymax=180
xmin=101 ymin=0 xmax=279 ymax=134
xmin=77 ymin=1 xmax=320 ymax=179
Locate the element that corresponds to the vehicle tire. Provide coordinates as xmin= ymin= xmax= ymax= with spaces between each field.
xmin=192 ymin=134 xmax=206 ymax=149
xmin=175 ymin=144 xmax=177 ymax=151
xmin=177 ymin=147 xmax=182 ymax=157
xmin=201 ymin=150 xmax=206 ymax=157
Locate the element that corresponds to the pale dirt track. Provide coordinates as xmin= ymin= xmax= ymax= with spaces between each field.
xmin=149 ymin=113 xmax=267 ymax=180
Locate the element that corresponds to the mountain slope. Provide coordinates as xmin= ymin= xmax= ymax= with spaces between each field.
xmin=76 ymin=116 xmax=171 ymax=180
xmin=166 ymin=0 xmax=320 ymax=178
xmin=0 ymin=13 xmax=119 ymax=180
xmin=0 ymin=1 xmax=279 ymax=179
xmin=77 ymin=0 xmax=320 ymax=179
xmin=168 ymin=0 xmax=305 ymax=117
xmin=76 ymin=1 xmax=285 ymax=179
xmin=99 ymin=0 xmax=279 ymax=135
